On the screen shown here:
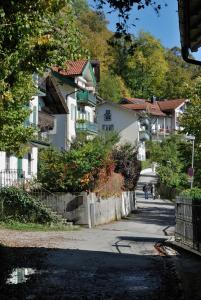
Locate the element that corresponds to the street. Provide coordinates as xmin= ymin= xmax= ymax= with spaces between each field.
xmin=0 ymin=170 xmax=200 ymax=300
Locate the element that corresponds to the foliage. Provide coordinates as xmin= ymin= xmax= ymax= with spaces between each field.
xmin=147 ymin=135 xmax=188 ymax=189
xmin=180 ymin=98 xmax=201 ymax=145
xmin=181 ymin=188 xmax=201 ymax=201
xmin=161 ymin=48 xmax=200 ymax=99
xmin=98 ymin=73 xmax=121 ymax=102
xmin=125 ymin=32 xmax=168 ymax=98
xmin=0 ymin=0 xmax=87 ymax=155
xmin=93 ymin=0 xmax=163 ymax=35
xmin=112 ymin=143 xmax=141 ymax=190
xmin=0 ymin=221 xmax=79 ymax=231
xmin=0 ymin=187 xmax=57 ymax=224
xmin=39 ymin=132 xmax=120 ymax=192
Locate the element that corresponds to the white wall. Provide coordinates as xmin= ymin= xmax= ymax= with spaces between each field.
xmin=97 ymin=104 xmax=139 ymax=145
xmin=49 ymin=77 xmax=96 ymax=149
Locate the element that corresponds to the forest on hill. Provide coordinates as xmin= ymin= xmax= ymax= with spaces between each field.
xmin=73 ymin=0 xmax=201 ymax=102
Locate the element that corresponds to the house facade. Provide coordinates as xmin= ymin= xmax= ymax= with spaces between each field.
xmin=0 ymin=74 xmax=68 ymax=187
xmin=96 ymin=101 xmax=147 ymax=159
xmin=49 ymin=60 xmax=100 ymax=150
xmin=120 ymin=98 xmax=188 ymax=141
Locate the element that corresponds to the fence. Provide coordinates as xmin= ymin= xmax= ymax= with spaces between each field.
xmin=175 ymin=196 xmax=201 ymax=252
xmin=0 ymin=169 xmax=25 ymax=187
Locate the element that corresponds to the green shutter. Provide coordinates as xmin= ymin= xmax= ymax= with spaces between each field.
xmin=33 ymin=106 xmax=37 ymax=125
xmin=17 ymin=158 xmax=23 ymax=179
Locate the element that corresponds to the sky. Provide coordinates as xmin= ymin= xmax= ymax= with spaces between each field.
xmin=88 ymin=0 xmax=201 ymax=61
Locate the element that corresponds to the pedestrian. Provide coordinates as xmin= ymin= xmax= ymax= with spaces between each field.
xmin=151 ymin=184 xmax=156 ymax=200
xmin=143 ymin=184 xmax=149 ymax=199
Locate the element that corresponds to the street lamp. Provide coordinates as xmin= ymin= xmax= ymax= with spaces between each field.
xmin=185 ymin=135 xmax=195 ymax=188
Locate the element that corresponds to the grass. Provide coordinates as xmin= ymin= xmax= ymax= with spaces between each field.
xmin=0 ymin=221 xmax=80 ymax=231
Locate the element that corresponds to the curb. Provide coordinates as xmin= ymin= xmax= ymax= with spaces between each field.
xmin=165 ymin=237 xmax=201 ymax=257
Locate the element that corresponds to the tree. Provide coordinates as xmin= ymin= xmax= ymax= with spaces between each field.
xmin=119 ymin=32 xmax=168 ymax=98
xmin=147 ymin=135 xmax=188 ymax=190
xmin=93 ymin=0 xmax=164 ymax=35
xmin=180 ymin=77 xmax=201 ymax=144
xmin=161 ymin=48 xmax=201 ymax=99
xmin=0 ymin=0 xmax=87 ymax=155
xmin=112 ymin=143 xmax=141 ymax=190
xmin=39 ymin=132 xmax=120 ymax=192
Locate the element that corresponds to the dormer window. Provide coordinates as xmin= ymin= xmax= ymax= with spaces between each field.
xmin=104 ymin=109 xmax=111 ymax=121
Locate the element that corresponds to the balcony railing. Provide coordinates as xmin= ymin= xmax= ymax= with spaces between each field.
xmin=77 ymin=90 xmax=96 ymax=106
xmin=24 ymin=121 xmax=51 ymax=145
xmin=76 ymin=121 xmax=98 ymax=134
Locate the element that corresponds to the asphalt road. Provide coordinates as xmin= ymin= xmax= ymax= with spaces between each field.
xmin=0 ymin=169 xmax=182 ymax=300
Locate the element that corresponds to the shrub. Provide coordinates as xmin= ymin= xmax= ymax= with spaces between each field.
xmin=38 ymin=132 xmax=120 ymax=193
xmin=0 ymin=187 xmax=56 ymax=224
xmin=112 ymin=143 xmax=141 ymax=190
xmin=181 ymin=188 xmax=201 ymax=201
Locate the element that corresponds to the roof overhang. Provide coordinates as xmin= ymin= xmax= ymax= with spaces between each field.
xmin=179 ymin=0 xmax=201 ymax=65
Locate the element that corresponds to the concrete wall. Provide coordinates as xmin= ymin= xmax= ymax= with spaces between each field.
xmin=40 ymin=191 xmax=135 ymax=227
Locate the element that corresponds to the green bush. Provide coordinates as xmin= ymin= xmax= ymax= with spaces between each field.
xmin=0 ymin=187 xmax=56 ymax=224
xmin=38 ymin=132 xmax=120 ymax=192
xmin=181 ymin=188 xmax=201 ymax=201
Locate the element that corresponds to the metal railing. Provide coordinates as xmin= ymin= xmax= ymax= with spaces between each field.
xmin=77 ymin=90 xmax=96 ymax=106
xmin=76 ymin=120 xmax=98 ymax=134
xmin=0 ymin=169 xmax=25 ymax=187
xmin=175 ymin=197 xmax=201 ymax=252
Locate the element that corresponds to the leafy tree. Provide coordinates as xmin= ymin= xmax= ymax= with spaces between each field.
xmin=112 ymin=143 xmax=141 ymax=190
xmin=93 ymin=0 xmax=163 ymax=34
xmin=113 ymin=32 xmax=168 ymax=98
xmin=39 ymin=132 xmax=119 ymax=192
xmin=0 ymin=0 xmax=87 ymax=155
xmin=161 ymin=48 xmax=201 ymax=99
xmin=147 ymin=135 xmax=188 ymax=189
xmin=98 ymin=73 xmax=122 ymax=101
xmin=180 ymin=78 xmax=201 ymax=144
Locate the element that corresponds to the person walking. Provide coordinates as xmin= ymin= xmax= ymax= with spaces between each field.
xmin=143 ymin=184 xmax=149 ymax=199
xmin=151 ymin=184 xmax=156 ymax=200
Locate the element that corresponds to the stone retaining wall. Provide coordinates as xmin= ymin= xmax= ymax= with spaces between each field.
xmin=41 ymin=191 xmax=135 ymax=227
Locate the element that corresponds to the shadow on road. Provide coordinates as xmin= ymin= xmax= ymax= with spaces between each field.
xmin=0 ymin=244 xmax=182 ymax=300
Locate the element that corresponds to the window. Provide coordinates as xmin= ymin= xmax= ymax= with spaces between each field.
xmin=5 ymin=153 xmax=10 ymax=170
xmin=28 ymin=153 xmax=32 ymax=175
xmin=104 ymin=109 xmax=111 ymax=121
xmin=102 ymin=124 xmax=114 ymax=131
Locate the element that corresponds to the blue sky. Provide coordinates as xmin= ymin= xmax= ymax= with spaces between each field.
xmin=88 ymin=0 xmax=201 ymax=60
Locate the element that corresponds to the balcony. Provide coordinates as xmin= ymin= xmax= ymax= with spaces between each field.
xmin=38 ymin=111 xmax=54 ymax=131
xmin=25 ymin=121 xmax=51 ymax=146
xmin=76 ymin=120 xmax=98 ymax=134
xmin=77 ymin=90 xmax=96 ymax=107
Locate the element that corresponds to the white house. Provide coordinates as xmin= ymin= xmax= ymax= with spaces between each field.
xmin=96 ymin=101 xmax=147 ymax=159
xmin=49 ymin=60 xmax=100 ymax=150
xmin=0 ymin=75 xmax=69 ymax=187
xmin=120 ymin=97 xmax=188 ymax=141
xmin=0 ymin=95 xmax=40 ymax=186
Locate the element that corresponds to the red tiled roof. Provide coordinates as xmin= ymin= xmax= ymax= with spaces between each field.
xmin=121 ymin=102 xmax=166 ymax=117
xmin=52 ymin=60 xmax=88 ymax=77
xmin=121 ymin=103 xmax=148 ymax=110
xmin=158 ymin=99 xmax=186 ymax=111
xmin=123 ymin=98 xmax=146 ymax=104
